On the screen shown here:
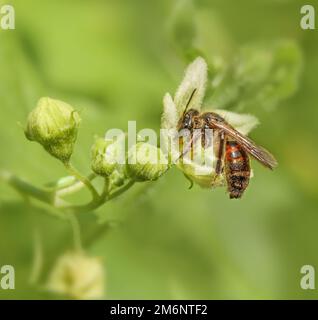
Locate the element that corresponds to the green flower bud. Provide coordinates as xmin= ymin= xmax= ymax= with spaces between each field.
xmin=109 ymin=166 xmax=127 ymax=187
xmin=25 ymin=97 xmax=81 ymax=162
xmin=127 ymin=142 xmax=168 ymax=182
xmin=91 ymin=138 xmax=117 ymax=177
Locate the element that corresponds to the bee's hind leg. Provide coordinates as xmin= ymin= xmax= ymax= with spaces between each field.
xmin=211 ymin=131 xmax=225 ymax=186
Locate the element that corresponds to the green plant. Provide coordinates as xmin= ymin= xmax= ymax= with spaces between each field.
xmin=0 ymin=44 xmax=302 ymax=298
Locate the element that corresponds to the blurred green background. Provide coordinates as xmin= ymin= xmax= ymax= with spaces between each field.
xmin=0 ymin=0 xmax=318 ymax=299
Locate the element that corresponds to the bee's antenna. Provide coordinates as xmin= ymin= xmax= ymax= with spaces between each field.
xmin=183 ymin=88 xmax=197 ymax=115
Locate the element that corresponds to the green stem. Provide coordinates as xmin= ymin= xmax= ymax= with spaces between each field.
xmin=56 ymin=173 xmax=97 ymax=198
xmin=2 ymin=169 xmax=135 ymax=216
xmin=108 ymin=180 xmax=135 ymax=201
xmin=1 ymin=171 xmax=54 ymax=204
xmin=29 ymin=229 xmax=43 ymax=285
xmin=64 ymin=162 xmax=99 ymax=201
xmin=67 ymin=213 xmax=83 ymax=252
xmin=62 ymin=180 xmax=135 ymax=214
xmin=45 ymin=173 xmax=97 ymax=192
xmin=101 ymin=177 xmax=110 ymax=200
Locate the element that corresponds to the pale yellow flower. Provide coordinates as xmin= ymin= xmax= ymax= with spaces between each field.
xmin=46 ymin=252 xmax=105 ymax=300
xmin=161 ymin=57 xmax=259 ymax=188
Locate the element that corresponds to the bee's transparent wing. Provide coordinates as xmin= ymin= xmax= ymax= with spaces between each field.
xmin=211 ymin=121 xmax=278 ymax=169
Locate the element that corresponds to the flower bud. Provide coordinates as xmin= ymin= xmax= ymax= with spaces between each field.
xmin=109 ymin=166 xmax=127 ymax=187
xmin=25 ymin=97 xmax=81 ymax=162
xmin=46 ymin=252 xmax=105 ymax=300
xmin=91 ymin=138 xmax=117 ymax=177
xmin=126 ymin=142 xmax=168 ymax=182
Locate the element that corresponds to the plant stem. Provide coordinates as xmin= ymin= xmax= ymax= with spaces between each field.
xmin=67 ymin=213 xmax=83 ymax=252
xmin=2 ymin=169 xmax=136 ymax=215
xmin=101 ymin=177 xmax=110 ymax=199
xmin=64 ymin=162 xmax=99 ymax=201
xmin=56 ymin=173 xmax=97 ymax=198
xmin=46 ymin=173 xmax=97 ymax=192
xmin=29 ymin=229 xmax=43 ymax=285
xmin=108 ymin=180 xmax=135 ymax=201
xmin=62 ymin=180 xmax=135 ymax=214
xmin=1 ymin=170 xmax=54 ymax=204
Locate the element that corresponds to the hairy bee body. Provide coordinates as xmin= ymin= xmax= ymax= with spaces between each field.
xmin=225 ymin=140 xmax=250 ymax=199
xmin=177 ymin=89 xmax=277 ymax=199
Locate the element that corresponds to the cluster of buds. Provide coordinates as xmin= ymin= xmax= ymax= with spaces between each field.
xmin=24 ymin=97 xmax=169 ymax=185
xmin=91 ymin=138 xmax=169 ymax=184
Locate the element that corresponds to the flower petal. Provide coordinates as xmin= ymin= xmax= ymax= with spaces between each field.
xmin=161 ymin=93 xmax=178 ymax=130
xmin=174 ymin=57 xmax=208 ymax=115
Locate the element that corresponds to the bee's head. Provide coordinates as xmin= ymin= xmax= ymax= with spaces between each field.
xmin=178 ymin=109 xmax=200 ymax=130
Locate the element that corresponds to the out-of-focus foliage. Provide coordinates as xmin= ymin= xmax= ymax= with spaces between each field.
xmin=206 ymin=41 xmax=302 ymax=112
xmin=0 ymin=0 xmax=317 ymax=299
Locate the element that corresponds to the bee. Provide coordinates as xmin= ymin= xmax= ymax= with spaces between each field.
xmin=177 ymin=89 xmax=278 ymax=199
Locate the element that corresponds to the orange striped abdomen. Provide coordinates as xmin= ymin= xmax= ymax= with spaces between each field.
xmin=225 ymin=141 xmax=250 ymax=199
